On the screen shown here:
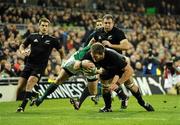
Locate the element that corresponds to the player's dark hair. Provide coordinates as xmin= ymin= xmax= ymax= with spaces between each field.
xmin=91 ymin=43 xmax=105 ymax=54
xmin=96 ymin=18 xmax=102 ymax=23
xmin=103 ymin=14 xmax=114 ymax=21
xmin=39 ymin=18 xmax=50 ymax=25
xmin=92 ymin=18 xmax=102 ymax=29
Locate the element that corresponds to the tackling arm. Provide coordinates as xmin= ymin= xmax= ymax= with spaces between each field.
xmin=102 ymin=39 xmax=133 ymax=51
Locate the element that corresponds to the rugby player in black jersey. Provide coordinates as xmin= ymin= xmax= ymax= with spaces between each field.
xmin=16 ymin=18 xmax=64 ymax=112
xmin=73 ymin=43 xmax=154 ymax=112
xmin=91 ymin=14 xmax=132 ymax=52
xmin=71 ymin=14 xmax=132 ymax=111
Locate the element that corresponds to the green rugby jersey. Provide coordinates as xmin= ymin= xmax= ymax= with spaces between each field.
xmin=73 ymin=45 xmax=91 ymax=60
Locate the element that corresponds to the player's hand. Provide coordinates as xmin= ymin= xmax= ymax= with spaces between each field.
xmin=109 ymin=83 xmax=119 ymax=91
xmin=21 ymin=49 xmax=31 ymax=57
xmin=74 ymin=61 xmax=81 ymax=70
xmin=81 ymin=60 xmax=97 ymax=75
xmin=96 ymin=67 xmax=105 ymax=74
xmin=102 ymin=40 xmax=112 ymax=47
xmin=81 ymin=60 xmax=95 ymax=70
xmin=74 ymin=60 xmax=95 ymax=70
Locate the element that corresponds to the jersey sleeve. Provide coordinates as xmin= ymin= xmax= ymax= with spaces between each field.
xmin=114 ymin=57 xmax=127 ymax=70
xmin=93 ymin=30 xmax=99 ymax=41
xmin=83 ymin=31 xmax=95 ymax=47
xmin=80 ymin=52 xmax=92 ymax=61
xmin=108 ymin=49 xmax=127 ymax=70
xmin=116 ymin=29 xmax=126 ymax=42
xmin=53 ymin=38 xmax=62 ymax=50
xmin=23 ymin=34 xmax=32 ymax=48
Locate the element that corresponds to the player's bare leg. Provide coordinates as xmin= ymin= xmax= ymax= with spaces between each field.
xmin=31 ymin=69 xmax=70 ymax=107
xmin=16 ymin=76 xmax=39 ymax=112
xmin=125 ymin=77 xmax=154 ymax=112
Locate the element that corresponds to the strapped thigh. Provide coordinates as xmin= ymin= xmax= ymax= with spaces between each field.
xmin=124 ymin=77 xmax=134 ymax=89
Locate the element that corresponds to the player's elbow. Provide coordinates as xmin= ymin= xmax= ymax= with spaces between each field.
xmin=126 ymin=43 xmax=133 ymax=50
xmin=123 ymin=45 xmax=131 ymax=50
xmin=120 ymin=39 xmax=133 ymax=50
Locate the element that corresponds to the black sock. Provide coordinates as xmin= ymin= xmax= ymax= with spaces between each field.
xmin=79 ymin=87 xmax=90 ymax=108
xmin=31 ymin=84 xmax=40 ymax=98
xmin=115 ymin=87 xmax=127 ymax=100
xmin=40 ymin=84 xmax=58 ymax=101
xmin=20 ymin=91 xmax=32 ymax=109
xmin=34 ymin=84 xmax=40 ymax=92
xmin=31 ymin=91 xmax=38 ymax=98
xmin=102 ymin=91 xmax=112 ymax=109
xmin=131 ymin=89 xmax=145 ymax=107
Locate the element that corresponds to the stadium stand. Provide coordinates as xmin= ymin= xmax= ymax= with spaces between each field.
xmin=0 ymin=0 xmax=179 ymax=95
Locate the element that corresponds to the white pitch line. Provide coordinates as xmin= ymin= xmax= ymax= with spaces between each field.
xmin=1 ymin=116 xmax=180 ymax=121
xmin=112 ymin=117 xmax=167 ymax=121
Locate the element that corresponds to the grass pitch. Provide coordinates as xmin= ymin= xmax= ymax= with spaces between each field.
xmin=0 ymin=95 xmax=180 ymax=125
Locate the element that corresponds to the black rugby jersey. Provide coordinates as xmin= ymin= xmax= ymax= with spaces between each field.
xmin=82 ymin=48 xmax=127 ymax=75
xmin=23 ymin=33 xmax=62 ymax=65
xmin=93 ymin=27 xmax=126 ymax=45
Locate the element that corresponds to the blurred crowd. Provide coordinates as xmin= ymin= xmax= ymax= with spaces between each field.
xmin=0 ymin=1 xmax=180 ymax=79
xmin=1 ymin=0 xmax=180 ymax=15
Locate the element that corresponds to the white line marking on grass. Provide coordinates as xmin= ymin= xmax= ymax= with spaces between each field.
xmin=112 ymin=117 xmax=167 ymax=121
xmin=1 ymin=116 xmax=180 ymax=121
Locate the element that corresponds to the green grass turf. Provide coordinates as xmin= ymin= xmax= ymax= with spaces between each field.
xmin=0 ymin=95 xmax=180 ymax=125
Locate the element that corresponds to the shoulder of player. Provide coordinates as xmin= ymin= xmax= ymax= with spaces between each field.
xmin=81 ymin=51 xmax=91 ymax=60
xmin=105 ymin=48 xmax=125 ymax=61
xmin=27 ymin=33 xmax=38 ymax=37
xmin=95 ymin=28 xmax=104 ymax=33
xmin=112 ymin=27 xmax=124 ymax=33
xmin=46 ymin=35 xmax=59 ymax=41
xmin=105 ymin=48 xmax=119 ymax=55
xmin=31 ymin=33 xmax=38 ymax=35
xmin=106 ymin=48 xmax=116 ymax=53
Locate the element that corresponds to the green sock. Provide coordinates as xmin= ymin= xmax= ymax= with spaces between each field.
xmin=79 ymin=87 xmax=90 ymax=108
xmin=40 ymin=84 xmax=58 ymax=101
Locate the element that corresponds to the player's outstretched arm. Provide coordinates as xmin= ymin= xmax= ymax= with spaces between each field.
xmin=102 ymin=39 xmax=133 ymax=51
xmin=73 ymin=60 xmax=95 ymax=70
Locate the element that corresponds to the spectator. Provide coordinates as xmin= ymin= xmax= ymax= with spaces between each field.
xmin=0 ymin=60 xmax=17 ymax=78
xmin=164 ymin=57 xmax=180 ymax=95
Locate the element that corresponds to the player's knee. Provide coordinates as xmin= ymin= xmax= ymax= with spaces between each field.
xmin=17 ymin=84 xmax=22 ymax=90
xmin=89 ymin=90 xmax=97 ymax=95
xmin=26 ymin=83 xmax=33 ymax=91
xmin=26 ymin=77 xmax=38 ymax=90
xmin=103 ymin=87 xmax=110 ymax=94
xmin=88 ymin=83 xmax=98 ymax=95
xmin=88 ymin=87 xmax=97 ymax=95
xmin=28 ymin=76 xmax=39 ymax=83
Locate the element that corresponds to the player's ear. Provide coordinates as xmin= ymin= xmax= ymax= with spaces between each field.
xmin=90 ymin=51 xmax=93 ymax=56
